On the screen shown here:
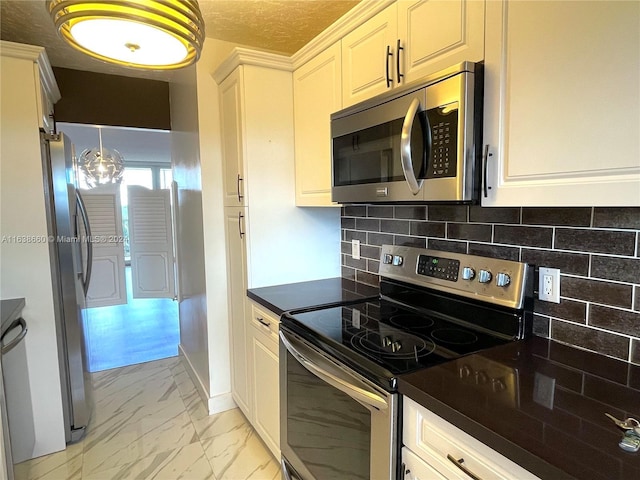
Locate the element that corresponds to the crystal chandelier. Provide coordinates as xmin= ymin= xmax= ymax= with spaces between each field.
xmin=48 ymin=0 xmax=205 ymax=70
xmin=79 ymin=128 xmax=125 ymax=187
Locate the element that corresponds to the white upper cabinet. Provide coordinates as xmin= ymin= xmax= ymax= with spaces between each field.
xmin=483 ymin=0 xmax=640 ymax=206
xmin=342 ymin=3 xmax=398 ymax=107
xmin=397 ymin=0 xmax=485 ymax=84
xmin=293 ymin=42 xmax=342 ymax=207
xmin=341 ymin=0 xmax=485 ymax=107
xmin=219 ymin=67 xmax=246 ymax=207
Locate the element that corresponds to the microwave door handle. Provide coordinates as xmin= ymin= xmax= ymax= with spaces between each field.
xmin=279 ymin=330 xmax=388 ymax=411
xmin=400 ymin=97 xmax=425 ymax=195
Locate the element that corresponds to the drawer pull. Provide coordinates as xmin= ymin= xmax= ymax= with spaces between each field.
xmin=257 ymin=317 xmax=271 ymax=328
xmin=447 ymin=454 xmax=482 ymax=480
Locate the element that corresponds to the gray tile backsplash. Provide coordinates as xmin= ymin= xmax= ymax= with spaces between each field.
xmin=341 ymin=205 xmax=640 ymax=364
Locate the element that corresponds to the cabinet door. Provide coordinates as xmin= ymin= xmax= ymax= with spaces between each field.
xmin=249 ymin=303 xmax=280 ymax=459
xmin=397 ymin=0 xmax=484 ymax=84
xmin=483 ymin=0 xmax=640 ymax=206
xmin=219 ymin=68 xmax=247 ymax=207
xmin=342 ymin=3 xmax=398 ymax=107
xmin=294 ymin=42 xmax=342 ymax=207
xmin=224 ymin=206 xmax=251 ymax=417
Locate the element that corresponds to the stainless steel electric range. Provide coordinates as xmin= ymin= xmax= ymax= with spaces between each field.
xmin=279 ymin=245 xmax=534 ymax=480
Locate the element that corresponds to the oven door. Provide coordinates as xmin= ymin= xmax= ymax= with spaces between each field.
xmin=279 ymin=327 xmax=398 ymax=480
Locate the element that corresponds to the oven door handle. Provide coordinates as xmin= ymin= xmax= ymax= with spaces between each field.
xmin=279 ymin=330 xmax=389 ymax=411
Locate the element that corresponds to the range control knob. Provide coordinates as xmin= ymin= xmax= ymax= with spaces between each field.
xmin=478 ymin=269 xmax=492 ymax=284
xmin=496 ymin=272 xmax=511 ymax=287
xmin=461 ymin=267 xmax=475 ymax=280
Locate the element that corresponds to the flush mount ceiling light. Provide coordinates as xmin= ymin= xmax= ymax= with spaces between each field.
xmin=79 ymin=127 xmax=125 ymax=187
xmin=48 ymin=0 xmax=205 ymax=70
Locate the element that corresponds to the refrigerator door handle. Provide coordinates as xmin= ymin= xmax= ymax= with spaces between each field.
xmin=1 ymin=317 xmax=27 ymax=355
xmin=75 ymin=190 xmax=92 ymax=296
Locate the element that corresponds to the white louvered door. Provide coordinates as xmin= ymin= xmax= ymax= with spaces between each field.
xmin=127 ymin=186 xmax=175 ymax=299
xmin=80 ymin=186 xmax=127 ymax=308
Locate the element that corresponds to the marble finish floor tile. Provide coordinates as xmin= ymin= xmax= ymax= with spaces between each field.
xmin=14 ymin=357 xmax=281 ymax=480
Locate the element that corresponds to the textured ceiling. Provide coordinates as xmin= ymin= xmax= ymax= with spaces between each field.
xmin=0 ymin=0 xmax=358 ymax=82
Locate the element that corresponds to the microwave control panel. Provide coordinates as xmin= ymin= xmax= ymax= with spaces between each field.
xmin=426 ymin=103 xmax=458 ymax=179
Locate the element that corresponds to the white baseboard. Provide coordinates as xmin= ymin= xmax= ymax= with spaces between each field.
xmin=178 ymin=345 xmax=237 ymax=415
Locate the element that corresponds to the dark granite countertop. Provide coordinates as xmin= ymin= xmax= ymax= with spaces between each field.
xmin=1 ymin=297 xmax=25 ymax=330
xmin=398 ymin=336 xmax=640 ymax=480
xmin=247 ymin=277 xmax=379 ymax=316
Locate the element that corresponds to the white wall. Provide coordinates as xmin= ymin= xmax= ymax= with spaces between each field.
xmin=0 ymin=54 xmax=66 ymax=458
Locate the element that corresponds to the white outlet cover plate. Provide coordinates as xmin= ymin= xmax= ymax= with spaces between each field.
xmin=538 ymin=267 xmax=560 ymax=303
xmin=351 ymin=239 xmax=360 ymax=260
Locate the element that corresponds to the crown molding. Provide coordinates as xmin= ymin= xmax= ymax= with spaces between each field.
xmin=212 ymin=47 xmax=293 ymax=84
xmin=1 ymin=40 xmax=61 ymax=103
xmin=291 ymin=0 xmax=395 ymax=69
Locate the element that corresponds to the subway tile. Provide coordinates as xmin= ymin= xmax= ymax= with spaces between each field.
xmin=341 ymin=217 xmax=355 ymax=229
xmin=555 ymin=228 xmax=636 ymax=256
xmin=468 ymin=243 xmax=520 ymax=261
xmin=551 ymin=320 xmax=630 ymax=360
xmin=636 ymin=287 xmax=640 ymax=312
xmin=533 ymin=315 xmax=550 ymax=337
xmin=469 ymin=206 xmax=520 ymax=224
xmin=593 ymin=207 xmax=640 ymax=230
xmin=356 ymin=270 xmax=380 ymax=287
xmin=534 ymin=299 xmax=587 ymax=324
xmin=494 ymin=225 xmax=553 ymax=248
xmin=521 ymin=249 xmax=589 ymax=276
xmin=355 ymin=218 xmax=380 ymax=232
xmin=426 ymin=239 xmax=467 ymax=253
xmin=632 ymin=340 xmax=640 ymax=365
xmin=367 ymin=232 xmax=394 ymax=246
xmin=343 ymin=205 xmax=366 ymax=217
xmin=380 ymin=219 xmax=410 ymax=235
xmin=340 ymin=241 xmax=350 ymax=255
xmin=341 ymin=266 xmax=355 ymax=281
xmin=344 ymin=229 xmax=367 ymax=243
xmin=361 ymin=245 xmax=381 ymax=260
xmin=428 ymin=205 xmax=468 ymax=222
xmin=561 ymin=277 xmax=633 ymax=309
xmin=367 ymin=206 xmax=394 ymax=218
xmin=589 ymin=305 xmax=640 ymax=337
xmin=447 ymin=223 xmax=492 ymax=242
xmin=394 ymin=235 xmax=427 ymax=248
xmin=522 ymin=207 xmax=591 ymax=227
xmin=368 ymin=259 xmax=380 ymax=274
xmin=344 ymin=255 xmax=367 ymax=270
xmin=394 ymin=206 xmax=427 ymax=220
xmin=410 ymin=221 xmax=446 ymax=237
xmin=591 ymin=256 xmax=640 ymax=284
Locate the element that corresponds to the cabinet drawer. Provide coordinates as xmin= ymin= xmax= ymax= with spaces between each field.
xmin=403 ymin=398 xmax=539 ymax=480
xmin=248 ymin=302 xmax=280 ymax=345
xmin=402 ymin=447 xmax=449 ymax=480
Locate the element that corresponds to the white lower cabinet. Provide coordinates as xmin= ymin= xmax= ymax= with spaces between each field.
xmin=247 ymin=300 xmax=280 ymax=459
xmin=402 ymin=397 xmax=539 ymax=480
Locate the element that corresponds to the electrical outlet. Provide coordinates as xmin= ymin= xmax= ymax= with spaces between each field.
xmin=538 ymin=267 xmax=560 ymax=303
xmin=351 ymin=239 xmax=361 ymax=260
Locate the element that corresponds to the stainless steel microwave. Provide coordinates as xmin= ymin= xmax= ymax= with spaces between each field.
xmin=331 ymin=62 xmax=483 ymax=204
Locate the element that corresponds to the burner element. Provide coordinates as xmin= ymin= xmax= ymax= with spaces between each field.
xmin=351 ymin=331 xmax=436 ymax=359
xmin=388 ymin=314 xmax=434 ymax=330
xmin=431 ymin=328 xmax=478 ymax=345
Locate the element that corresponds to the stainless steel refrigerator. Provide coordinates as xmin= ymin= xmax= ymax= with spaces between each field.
xmin=40 ymin=130 xmax=93 ymax=443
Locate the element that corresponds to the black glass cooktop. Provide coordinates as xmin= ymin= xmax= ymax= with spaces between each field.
xmin=281 ymin=297 xmax=518 ymax=390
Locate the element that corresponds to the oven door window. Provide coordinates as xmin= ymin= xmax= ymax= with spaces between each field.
xmin=286 ymin=350 xmax=371 ymax=479
xmin=332 ymin=114 xmax=427 ymax=187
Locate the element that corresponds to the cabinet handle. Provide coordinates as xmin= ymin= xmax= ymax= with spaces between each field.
xmin=257 ymin=317 xmax=271 ymax=328
xmin=396 ymin=39 xmax=404 ymax=84
xmin=237 ymin=174 xmax=244 ymax=202
xmin=238 ymin=212 xmax=245 ymax=239
xmin=401 ymin=462 xmax=410 ymax=478
xmin=447 ymin=454 xmax=483 ymax=480
xmin=482 ymin=144 xmax=493 ymax=198
xmin=385 ymin=45 xmax=393 ymax=88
